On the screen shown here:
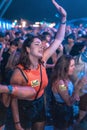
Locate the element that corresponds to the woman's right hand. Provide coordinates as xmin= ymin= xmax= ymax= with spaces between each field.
xmin=77 ymin=76 xmax=87 ymax=90
xmin=15 ymin=123 xmax=24 ymax=130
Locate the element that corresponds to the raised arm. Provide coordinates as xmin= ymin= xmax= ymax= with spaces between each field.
xmin=43 ymin=0 xmax=67 ymax=62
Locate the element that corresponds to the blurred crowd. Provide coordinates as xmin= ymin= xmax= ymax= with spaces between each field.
xmin=0 ymin=12 xmax=87 ymax=130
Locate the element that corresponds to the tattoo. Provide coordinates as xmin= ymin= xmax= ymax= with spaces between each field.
xmin=59 ymin=84 xmax=67 ymax=91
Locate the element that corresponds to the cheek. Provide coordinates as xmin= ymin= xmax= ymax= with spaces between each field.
xmin=30 ymin=48 xmax=38 ymax=56
xmin=68 ymin=67 xmax=74 ymax=75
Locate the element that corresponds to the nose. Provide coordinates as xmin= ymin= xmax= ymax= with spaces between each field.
xmin=39 ymin=43 xmax=43 ymax=48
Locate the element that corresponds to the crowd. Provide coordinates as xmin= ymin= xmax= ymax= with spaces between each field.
xmin=0 ymin=0 xmax=87 ymax=130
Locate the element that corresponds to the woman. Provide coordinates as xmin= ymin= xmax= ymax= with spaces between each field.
xmin=0 ymin=0 xmax=67 ymax=130
xmin=0 ymin=0 xmax=66 ymax=129
xmin=51 ymin=55 xmax=87 ymax=130
xmin=11 ymin=1 xmax=67 ymax=130
xmin=70 ymin=42 xmax=87 ymax=122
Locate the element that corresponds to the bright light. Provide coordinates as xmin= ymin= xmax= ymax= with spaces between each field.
xmin=48 ymin=23 xmax=56 ymax=28
xmin=32 ymin=24 xmax=40 ymax=27
xmin=6 ymin=23 xmax=8 ymax=29
xmin=35 ymin=22 xmax=40 ymax=25
xmin=0 ymin=21 xmax=1 ymax=27
xmin=14 ymin=20 xmax=17 ymax=23
xmin=21 ymin=21 xmax=26 ymax=27
xmin=19 ymin=25 xmax=22 ymax=28
xmin=12 ymin=22 xmax=16 ymax=27
xmin=3 ymin=22 xmax=5 ymax=29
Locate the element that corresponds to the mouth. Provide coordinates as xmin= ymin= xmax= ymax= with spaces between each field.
xmin=39 ymin=49 xmax=43 ymax=54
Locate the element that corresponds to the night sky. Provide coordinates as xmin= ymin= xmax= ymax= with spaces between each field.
xmin=3 ymin=0 xmax=87 ymax=23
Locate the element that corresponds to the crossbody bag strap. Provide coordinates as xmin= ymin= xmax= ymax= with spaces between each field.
xmin=16 ymin=67 xmax=28 ymax=83
xmin=34 ymin=64 xmax=42 ymax=99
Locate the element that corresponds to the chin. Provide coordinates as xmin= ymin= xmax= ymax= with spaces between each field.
xmin=38 ymin=56 xmax=43 ymax=60
xmin=38 ymin=54 xmax=43 ymax=58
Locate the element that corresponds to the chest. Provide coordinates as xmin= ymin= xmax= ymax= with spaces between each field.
xmin=23 ymin=66 xmax=48 ymax=89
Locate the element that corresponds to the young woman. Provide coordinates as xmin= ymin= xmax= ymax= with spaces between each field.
xmin=51 ymin=55 xmax=87 ymax=130
xmin=0 ymin=0 xmax=67 ymax=130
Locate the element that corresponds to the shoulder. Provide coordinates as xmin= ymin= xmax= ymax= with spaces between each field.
xmin=10 ymin=67 xmax=27 ymax=85
xmin=58 ymin=80 xmax=68 ymax=91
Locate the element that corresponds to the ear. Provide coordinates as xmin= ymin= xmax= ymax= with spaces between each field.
xmin=26 ymin=47 xmax=30 ymax=53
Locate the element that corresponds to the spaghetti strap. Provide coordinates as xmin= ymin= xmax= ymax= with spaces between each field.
xmin=16 ymin=67 xmax=28 ymax=83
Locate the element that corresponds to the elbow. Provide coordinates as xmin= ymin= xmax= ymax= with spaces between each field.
xmin=23 ymin=89 xmax=36 ymax=99
xmin=65 ymin=100 xmax=72 ymax=106
xmin=66 ymin=102 xmax=72 ymax=106
xmin=32 ymin=89 xmax=37 ymax=96
xmin=67 ymin=102 xmax=72 ymax=106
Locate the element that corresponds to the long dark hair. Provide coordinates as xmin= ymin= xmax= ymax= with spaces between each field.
xmin=18 ymin=34 xmax=41 ymax=69
xmin=51 ymin=55 xmax=74 ymax=84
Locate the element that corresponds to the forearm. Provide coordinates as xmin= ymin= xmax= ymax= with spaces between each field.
xmin=11 ymin=98 xmax=20 ymax=123
xmin=56 ymin=22 xmax=66 ymax=41
xmin=46 ymin=63 xmax=55 ymax=68
xmin=0 ymin=84 xmax=36 ymax=99
xmin=57 ymin=51 xmax=63 ymax=61
xmin=74 ymin=79 xmax=84 ymax=94
xmin=11 ymin=98 xmax=23 ymax=130
xmin=12 ymin=86 xmax=36 ymax=99
xmin=2 ymin=94 xmax=11 ymax=107
xmin=69 ymin=79 xmax=87 ymax=103
xmin=64 ymin=95 xmax=77 ymax=106
xmin=69 ymin=88 xmax=80 ymax=104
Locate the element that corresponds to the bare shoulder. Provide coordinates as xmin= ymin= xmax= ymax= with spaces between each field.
xmin=57 ymin=80 xmax=68 ymax=92
xmin=10 ymin=68 xmax=27 ymax=85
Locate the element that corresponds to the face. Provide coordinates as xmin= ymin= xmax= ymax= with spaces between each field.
xmin=68 ymin=59 xmax=75 ymax=75
xmin=10 ymin=45 xmax=18 ymax=53
xmin=46 ymin=35 xmax=51 ymax=42
xmin=5 ymin=34 xmax=10 ymax=41
xmin=29 ymin=38 xmax=44 ymax=59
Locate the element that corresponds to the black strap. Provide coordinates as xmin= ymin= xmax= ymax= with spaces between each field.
xmin=16 ymin=67 xmax=28 ymax=83
xmin=34 ymin=64 xmax=42 ymax=99
xmin=16 ymin=65 xmax=42 ymax=99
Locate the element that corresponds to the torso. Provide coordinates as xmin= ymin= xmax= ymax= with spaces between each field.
xmin=17 ymin=64 xmax=48 ymax=100
xmin=53 ymin=80 xmax=74 ymax=103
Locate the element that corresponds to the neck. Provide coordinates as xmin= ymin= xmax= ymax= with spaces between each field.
xmin=29 ymin=55 xmax=39 ymax=69
xmin=30 ymin=63 xmax=39 ymax=69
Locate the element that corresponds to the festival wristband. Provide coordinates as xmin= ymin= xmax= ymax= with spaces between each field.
xmin=7 ymin=85 xmax=13 ymax=94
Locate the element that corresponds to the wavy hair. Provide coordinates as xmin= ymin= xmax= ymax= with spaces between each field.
xmin=18 ymin=34 xmax=41 ymax=69
xmin=51 ymin=55 xmax=74 ymax=84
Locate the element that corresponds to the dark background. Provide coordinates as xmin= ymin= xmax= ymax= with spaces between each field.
xmin=3 ymin=0 xmax=87 ymax=23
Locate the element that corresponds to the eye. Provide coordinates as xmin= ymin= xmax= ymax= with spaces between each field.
xmin=34 ymin=42 xmax=42 ymax=46
xmin=35 ymin=43 xmax=40 ymax=46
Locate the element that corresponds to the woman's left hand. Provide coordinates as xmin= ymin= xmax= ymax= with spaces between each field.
xmin=52 ymin=0 xmax=67 ymax=18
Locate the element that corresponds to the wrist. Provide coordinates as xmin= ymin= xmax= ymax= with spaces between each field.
xmin=14 ymin=121 xmax=20 ymax=125
xmin=7 ymin=85 xmax=13 ymax=94
xmin=60 ymin=17 xmax=67 ymax=24
xmin=60 ymin=21 xmax=67 ymax=24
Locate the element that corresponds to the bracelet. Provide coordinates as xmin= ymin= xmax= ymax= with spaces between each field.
xmin=14 ymin=121 xmax=20 ymax=125
xmin=60 ymin=21 xmax=67 ymax=24
xmin=7 ymin=85 xmax=13 ymax=94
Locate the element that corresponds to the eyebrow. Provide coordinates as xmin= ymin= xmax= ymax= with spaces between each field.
xmin=33 ymin=41 xmax=41 ymax=44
